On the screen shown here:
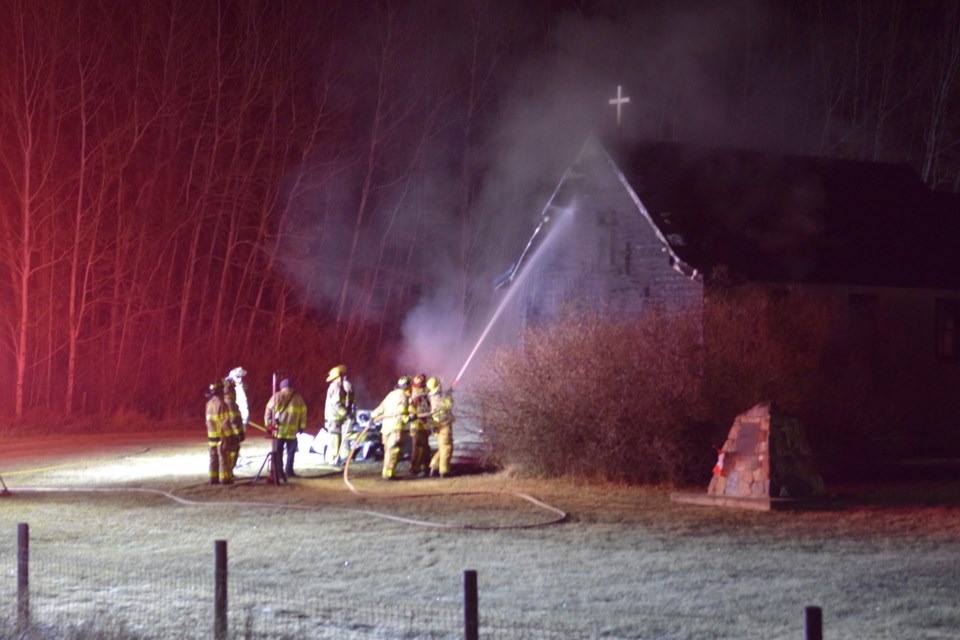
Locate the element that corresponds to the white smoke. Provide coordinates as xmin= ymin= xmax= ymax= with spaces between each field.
xmin=395 ymin=290 xmax=466 ymax=385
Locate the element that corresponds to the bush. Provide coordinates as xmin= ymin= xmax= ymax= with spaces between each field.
xmin=470 ymin=307 xmax=708 ymax=484
xmin=471 ymin=286 xmax=946 ymax=485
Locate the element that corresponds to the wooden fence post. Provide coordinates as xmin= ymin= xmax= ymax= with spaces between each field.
xmin=464 ymin=569 xmax=478 ymax=640
xmin=17 ymin=523 xmax=29 ymax=632
xmin=805 ymin=605 xmax=822 ymax=640
xmin=214 ymin=540 xmax=228 ymax=640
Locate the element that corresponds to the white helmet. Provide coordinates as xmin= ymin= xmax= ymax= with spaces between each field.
xmin=229 ymin=367 xmax=247 ymax=382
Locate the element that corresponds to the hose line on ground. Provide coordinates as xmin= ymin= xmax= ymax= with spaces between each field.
xmin=339 ymin=421 xmax=568 ymax=529
xmin=6 ymin=436 xmax=567 ymax=530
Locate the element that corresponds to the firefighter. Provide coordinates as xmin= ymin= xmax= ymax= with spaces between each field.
xmin=408 ymin=373 xmax=431 ymax=477
xmin=427 ymin=376 xmax=455 ymax=478
xmin=227 ymin=367 xmax=250 ymax=429
xmin=204 ymin=381 xmax=233 ymax=485
xmin=370 ymin=376 xmax=412 ymax=480
xmin=324 ymin=364 xmax=355 ymax=466
xmin=221 ymin=378 xmax=244 ymax=476
xmin=264 ymin=377 xmax=308 ymax=481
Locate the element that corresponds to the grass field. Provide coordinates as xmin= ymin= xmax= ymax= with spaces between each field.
xmin=1 ymin=432 xmax=959 ymax=639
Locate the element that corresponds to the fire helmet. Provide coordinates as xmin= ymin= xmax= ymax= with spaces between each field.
xmin=426 ymin=376 xmax=440 ymax=393
xmin=229 ymin=367 xmax=247 ymax=381
xmin=205 ymin=381 xmax=221 ymax=398
xmin=326 ymin=365 xmax=346 ymax=382
xmin=397 ymin=376 xmax=411 ymax=390
xmin=279 ymin=378 xmax=292 ymax=390
xmin=412 ymin=373 xmax=426 ymax=388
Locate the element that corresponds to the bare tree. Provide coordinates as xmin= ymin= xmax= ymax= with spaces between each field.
xmin=0 ymin=0 xmax=73 ymax=417
xmin=63 ymin=3 xmax=119 ymax=415
xmin=920 ymin=0 xmax=960 ymax=188
xmin=335 ymin=1 xmax=418 ymax=328
xmin=453 ymin=1 xmax=519 ymax=322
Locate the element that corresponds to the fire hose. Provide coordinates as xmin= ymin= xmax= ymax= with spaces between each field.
xmin=335 ymin=413 xmax=568 ymax=529
xmin=209 ymin=412 xmax=565 ymax=528
xmin=246 ymin=421 xmax=270 ymax=434
xmin=4 ymin=418 xmax=566 ymax=530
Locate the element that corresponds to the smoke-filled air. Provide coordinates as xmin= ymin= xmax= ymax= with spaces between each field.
xmin=0 ymin=0 xmax=957 ymax=418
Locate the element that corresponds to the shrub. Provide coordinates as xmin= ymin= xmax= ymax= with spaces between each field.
xmin=470 ymin=307 xmax=708 ymax=484
xmin=471 ymin=285 xmax=943 ymax=485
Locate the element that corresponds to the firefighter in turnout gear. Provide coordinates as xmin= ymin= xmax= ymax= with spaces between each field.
xmin=370 ymin=376 xmax=412 ymax=480
xmin=324 ymin=364 xmax=355 ymax=466
xmin=264 ymin=378 xmax=307 ymax=481
xmin=205 ymin=382 xmax=234 ymax=485
xmin=427 ymin=376 xmax=455 ymax=478
xmin=408 ymin=373 xmax=431 ymax=476
xmin=221 ymin=378 xmax=244 ymax=476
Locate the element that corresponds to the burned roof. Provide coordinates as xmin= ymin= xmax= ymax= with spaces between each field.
xmin=597 ymin=138 xmax=960 ymax=290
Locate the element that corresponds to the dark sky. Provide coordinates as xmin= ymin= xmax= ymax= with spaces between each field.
xmin=1 ymin=0 xmax=957 ymax=413
xmin=304 ymin=0 xmax=959 ymax=375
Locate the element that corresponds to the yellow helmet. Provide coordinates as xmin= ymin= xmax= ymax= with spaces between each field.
xmin=326 ymin=365 xmax=346 ymax=382
xmin=426 ymin=376 xmax=440 ymax=393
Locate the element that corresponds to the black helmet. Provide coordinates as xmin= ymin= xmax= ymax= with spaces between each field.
xmin=205 ymin=381 xmax=221 ymax=398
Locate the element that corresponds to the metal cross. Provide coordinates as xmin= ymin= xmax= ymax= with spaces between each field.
xmin=608 ymin=85 xmax=631 ymax=127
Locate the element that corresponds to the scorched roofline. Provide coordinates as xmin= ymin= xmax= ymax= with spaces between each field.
xmin=591 ymin=137 xmax=701 ymax=282
xmin=494 ymin=136 xmax=701 ymax=291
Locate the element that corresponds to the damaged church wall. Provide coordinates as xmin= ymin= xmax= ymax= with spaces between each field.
xmin=512 ymin=142 xmax=704 ymax=339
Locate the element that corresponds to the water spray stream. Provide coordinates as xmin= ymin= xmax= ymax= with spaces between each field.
xmin=452 ymin=203 xmax=575 ymax=388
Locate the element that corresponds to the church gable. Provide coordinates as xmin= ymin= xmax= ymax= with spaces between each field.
xmin=507 ymin=138 xmax=703 ymax=332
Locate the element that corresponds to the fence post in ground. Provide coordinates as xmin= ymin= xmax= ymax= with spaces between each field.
xmin=214 ymin=540 xmax=228 ymax=640
xmin=464 ymin=569 xmax=478 ymax=640
xmin=805 ymin=605 xmax=822 ymax=640
xmin=17 ymin=523 xmax=29 ymax=632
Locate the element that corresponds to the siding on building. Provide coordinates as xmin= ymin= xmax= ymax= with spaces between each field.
xmin=504 ymin=137 xmax=703 ymax=339
xmin=490 ymin=136 xmax=960 ymax=448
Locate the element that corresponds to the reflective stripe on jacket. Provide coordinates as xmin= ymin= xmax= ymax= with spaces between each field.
xmin=324 ymin=378 xmax=354 ymax=422
xmin=409 ymin=388 xmax=430 ymax=431
xmin=223 ymin=396 xmax=243 ymax=436
xmin=429 ymin=391 xmax=454 ymax=426
xmin=206 ymin=396 xmax=228 ymax=445
xmin=370 ymin=388 xmax=409 ymax=435
xmin=264 ymin=388 xmax=307 ymax=439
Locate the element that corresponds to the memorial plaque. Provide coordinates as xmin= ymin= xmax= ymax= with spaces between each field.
xmin=732 ymin=420 xmax=760 ymax=455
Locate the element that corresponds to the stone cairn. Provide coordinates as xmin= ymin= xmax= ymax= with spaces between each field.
xmin=708 ymin=402 xmax=824 ymax=500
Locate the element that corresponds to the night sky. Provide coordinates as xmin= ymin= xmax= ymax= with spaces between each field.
xmin=0 ymin=0 xmax=957 ymax=418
